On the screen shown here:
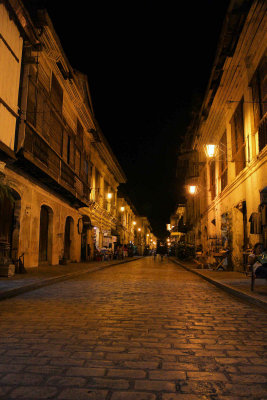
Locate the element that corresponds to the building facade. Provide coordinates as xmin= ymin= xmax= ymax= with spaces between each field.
xmin=180 ymin=0 xmax=267 ymax=271
xmin=116 ymin=195 xmax=136 ymax=245
xmin=0 ymin=1 xmax=125 ymax=268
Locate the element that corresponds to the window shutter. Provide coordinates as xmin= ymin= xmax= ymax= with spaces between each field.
xmin=51 ymin=73 xmax=63 ymax=113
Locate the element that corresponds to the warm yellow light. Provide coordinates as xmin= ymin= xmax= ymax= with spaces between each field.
xmin=205 ymin=144 xmax=217 ymax=158
xmin=188 ymin=185 xmax=197 ymax=195
xmin=120 ymin=206 xmax=125 ymax=212
xmin=147 ymin=234 xmax=149 ymax=236
xmin=138 ymin=228 xmax=141 ymax=232
xmin=133 ymin=221 xmax=136 ymax=225
xmin=107 ymin=193 xmax=112 ymax=199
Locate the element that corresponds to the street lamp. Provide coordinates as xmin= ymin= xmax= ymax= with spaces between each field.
xmin=133 ymin=221 xmax=136 ymax=225
xmin=120 ymin=206 xmax=125 ymax=212
xmin=188 ymin=185 xmax=197 ymax=195
xmin=107 ymin=193 xmax=112 ymax=199
xmin=204 ymin=144 xmax=218 ymax=159
xmin=138 ymin=228 xmax=141 ymax=232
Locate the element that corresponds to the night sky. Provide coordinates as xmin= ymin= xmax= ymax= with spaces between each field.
xmin=25 ymin=0 xmax=230 ymax=238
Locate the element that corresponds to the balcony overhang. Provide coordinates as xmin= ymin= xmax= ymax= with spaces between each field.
xmin=16 ymin=150 xmax=90 ymax=208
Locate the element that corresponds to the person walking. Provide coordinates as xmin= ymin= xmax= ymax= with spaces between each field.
xmin=157 ymin=243 xmax=167 ymax=262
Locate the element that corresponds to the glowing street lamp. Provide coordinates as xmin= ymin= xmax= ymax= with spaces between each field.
xmin=204 ymin=144 xmax=218 ymax=159
xmin=107 ymin=193 xmax=112 ymax=199
xmin=188 ymin=185 xmax=197 ymax=195
xmin=120 ymin=206 xmax=125 ymax=212
xmin=138 ymin=228 xmax=141 ymax=232
xmin=133 ymin=221 xmax=137 ymax=225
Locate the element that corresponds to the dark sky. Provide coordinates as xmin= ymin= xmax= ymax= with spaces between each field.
xmin=25 ymin=0 xmax=230 ymax=238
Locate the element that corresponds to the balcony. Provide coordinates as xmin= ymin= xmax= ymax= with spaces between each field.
xmin=19 ymin=124 xmax=91 ymax=207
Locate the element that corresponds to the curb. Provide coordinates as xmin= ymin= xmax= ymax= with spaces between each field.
xmin=170 ymin=258 xmax=267 ymax=310
xmin=0 ymin=257 xmax=144 ymax=302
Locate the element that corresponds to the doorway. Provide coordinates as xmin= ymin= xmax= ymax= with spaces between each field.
xmin=81 ymin=215 xmax=92 ymax=261
xmin=0 ymin=188 xmax=20 ymax=262
xmin=39 ymin=205 xmax=53 ymax=264
xmin=64 ymin=216 xmax=74 ymax=261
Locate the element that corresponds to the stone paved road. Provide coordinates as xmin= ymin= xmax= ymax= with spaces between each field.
xmin=0 ymin=257 xmax=267 ymax=400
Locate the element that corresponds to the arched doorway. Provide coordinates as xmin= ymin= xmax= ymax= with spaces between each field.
xmin=64 ymin=216 xmax=74 ymax=261
xmin=0 ymin=187 xmax=21 ymax=263
xmin=80 ymin=215 xmax=92 ymax=261
xmin=39 ymin=205 xmax=53 ymax=264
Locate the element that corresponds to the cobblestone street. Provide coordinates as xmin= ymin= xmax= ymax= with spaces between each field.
xmin=0 ymin=257 xmax=267 ymax=400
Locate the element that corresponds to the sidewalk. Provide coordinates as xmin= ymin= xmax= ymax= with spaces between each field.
xmin=0 ymin=257 xmax=143 ymax=301
xmin=170 ymin=257 xmax=267 ymax=310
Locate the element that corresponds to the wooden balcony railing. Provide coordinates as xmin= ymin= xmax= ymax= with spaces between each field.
xmin=22 ymin=124 xmax=90 ymax=206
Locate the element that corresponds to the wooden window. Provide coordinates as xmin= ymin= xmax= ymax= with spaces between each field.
xmin=51 ymin=73 xmax=63 ymax=113
xmin=63 ymin=132 xmax=74 ymax=168
xmin=27 ymin=79 xmax=37 ymax=126
xmin=62 ymin=132 xmax=71 ymax=165
xmin=75 ymin=149 xmax=81 ymax=176
xmin=104 ymin=181 xmax=109 ymax=210
xmin=219 ymin=131 xmax=228 ymax=191
xmin=88 ymin=162 xmax=92 ymax=187
xmin=251 ymin=54 xmax=267 ymax=151
xmin=76 ymin=119 xmax=83 ymax=149
xmin=230 ymin=99 xmax=246 ymax=176
xmin=49 ymin=112 xmax=63 ymax=155
xmin=95 ymin=168 xmax=100 ymax=201
xmin=84 ymin=159 xmax=88 ymax=183
xmin=209 ymin=161 xmax=216 ymax=200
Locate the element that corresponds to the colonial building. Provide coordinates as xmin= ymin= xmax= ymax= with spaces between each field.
xmin=0 ymin=1 xmax=126 ymax=268
xmin=116 ymin=194 xmax=136 ymax=245
xmin=134 ymin=216 xmax=154 ymax=255
xmin=179 ymin=0 xmax=267 ymax=271
xmin=167 ymin=204 xmax=186 ymax=245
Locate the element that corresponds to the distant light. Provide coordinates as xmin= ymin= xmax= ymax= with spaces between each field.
xmin=133 ymin=221 xmax=137 ymax=225
xmin=138 ymin=228 xmax=141 ymax=232
xmin=107 ymin=193 xmax=112 ymax=199
xmin=120 ymin=206 xmax=125 ymax=212
xmin=147 ymin=234 xmax=149 ymax=236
